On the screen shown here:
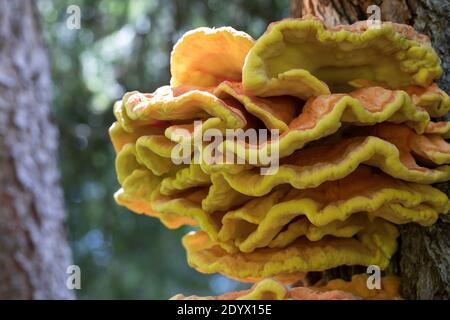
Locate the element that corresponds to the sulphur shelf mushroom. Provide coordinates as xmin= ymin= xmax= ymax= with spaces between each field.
xmin=109 ymin=17 xmax=449 ymax=299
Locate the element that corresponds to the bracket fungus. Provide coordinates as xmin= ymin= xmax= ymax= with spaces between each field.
xmin=109 ymin=17 xmax=449 ymax=300
xmin=242 ymin=16 xmax=442 ymax=98
xmin=170 ymin=27 xmax=254 ymax=88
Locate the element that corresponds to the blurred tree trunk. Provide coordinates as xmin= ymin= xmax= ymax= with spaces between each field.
xmin=291 ymin=0 xmax=450 ymax=299
xmin=0 ymin=0 xmax=74 ymax=299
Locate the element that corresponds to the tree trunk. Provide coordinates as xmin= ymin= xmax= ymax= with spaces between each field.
xmin=290 ymin=0 xmax=450 ymax=299
xmin=0 ymin=0 xmax=74 ymax=299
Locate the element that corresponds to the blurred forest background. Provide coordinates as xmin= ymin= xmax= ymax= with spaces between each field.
xmin=38 ymin=0 xmax=287 ymax=299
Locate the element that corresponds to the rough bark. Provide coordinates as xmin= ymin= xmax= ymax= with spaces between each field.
xmin=291 ymin=0 xmax=450 ymax=299
xmin=0 ymin=0 xmax=74 ymax=299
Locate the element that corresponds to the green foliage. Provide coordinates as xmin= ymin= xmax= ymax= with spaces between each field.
xmin=39 ymin=0 xmax=287 ymax=299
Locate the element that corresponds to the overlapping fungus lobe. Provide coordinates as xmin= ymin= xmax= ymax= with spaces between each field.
xmin=171 ymin=279 xmax=288 ymax=300
xmin=219 ymin=137 xmax=450 ymax=201
xmin=221 ymin=86 xmax=436 ymax=163
xmin=312 ymin=274 xmax=402 ymax=300
xmin=217 ymin=167 xmax=448 ymax=252
xmin=403 ymin=83 xmax=450 ymax=116
xmin=183 ymin=217 xmax=399 ymax=283
xmin=122 ymin=86 xmax=246 ymax=129
xmin=214 ymin=81 xmax=298 ymax=132
xmin=170 ymin=27 xmax=254 ymax=88
xmin=243 ymin=16 xmax=441 ymax=99
xmin=171 ymin=275 xmax=401 ymax=300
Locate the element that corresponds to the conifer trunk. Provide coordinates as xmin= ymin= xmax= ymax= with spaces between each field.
xmin=0 ymin=0 xmax=74 ymax=299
